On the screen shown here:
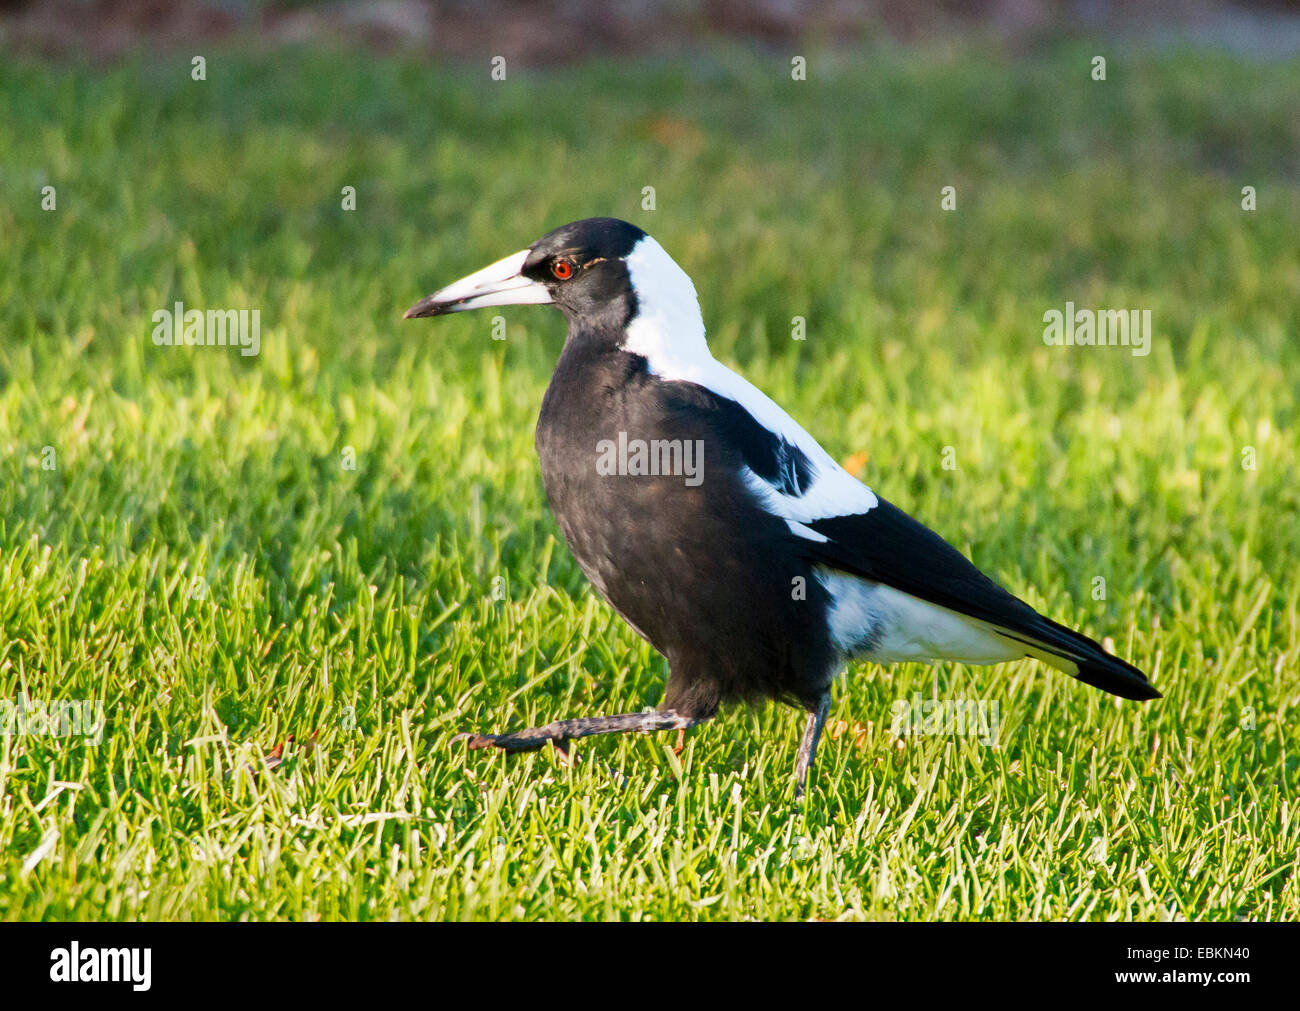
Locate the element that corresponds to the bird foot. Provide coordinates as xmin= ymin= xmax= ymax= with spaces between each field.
xmin=452 ymin=731 xmax=502 ymax=751
xmin=452 ymin=730 xmax=570 ymax=757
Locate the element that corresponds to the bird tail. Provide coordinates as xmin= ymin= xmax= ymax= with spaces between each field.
xmin=993 ymin=616 xmax=1160 ymax=701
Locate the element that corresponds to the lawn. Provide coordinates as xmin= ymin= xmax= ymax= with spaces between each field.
xmin=0 ymin=41 xmax=1298 ymax=920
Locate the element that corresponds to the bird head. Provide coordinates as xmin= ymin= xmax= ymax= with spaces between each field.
xmin=402 ymin=217 xmax=646 ymax=320
xmin=403 ymin=218 xmax=707 ymax=362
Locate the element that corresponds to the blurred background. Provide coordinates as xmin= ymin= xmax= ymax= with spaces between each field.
xmin=5 ymin=0 xmax=1300 ymax=61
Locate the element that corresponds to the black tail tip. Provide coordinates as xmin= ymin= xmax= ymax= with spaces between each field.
xmin=1129 ymin=680 xmax=1162 ymax=701
xmin=1074 ymin=654 xmax=1162 ymax=701
xmin=1082 ymin=673 xmax=1161 ymax=701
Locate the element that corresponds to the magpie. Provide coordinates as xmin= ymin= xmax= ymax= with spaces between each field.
xmin=405 ymin=217 xmax=1159 ymax=797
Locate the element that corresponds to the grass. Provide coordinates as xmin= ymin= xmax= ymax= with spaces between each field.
xmin=0 ymin=40 xmax=1298 ymax=921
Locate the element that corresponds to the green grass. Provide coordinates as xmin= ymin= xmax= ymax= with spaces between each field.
xmin=1 ymin=41 xmax=1298 ymax=920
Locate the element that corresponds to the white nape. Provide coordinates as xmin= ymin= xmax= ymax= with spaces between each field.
xmin=621 ymin=235 xmax=878 ymax=524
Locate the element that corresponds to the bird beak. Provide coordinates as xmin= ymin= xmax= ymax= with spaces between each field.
xmin=403 ymin=248 xmax=552 ymax=318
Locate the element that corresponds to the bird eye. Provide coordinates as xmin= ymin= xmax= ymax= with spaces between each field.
xmin=550 ymin=258 xmax=574 ymax=280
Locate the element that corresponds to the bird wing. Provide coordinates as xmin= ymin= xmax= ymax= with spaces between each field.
xmin=658 ymin=363 xmax=1159 ymax=701
xmin=795 ymin=500 xmax=1158 ymax=700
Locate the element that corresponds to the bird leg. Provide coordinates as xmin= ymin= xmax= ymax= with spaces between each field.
xmin=793 ymin=693 xmax=832 ymax=799
xmin=455 ymin=708 xmax=708 ymax=753
xmin=673 ymin=728 xmax=686 ymax=755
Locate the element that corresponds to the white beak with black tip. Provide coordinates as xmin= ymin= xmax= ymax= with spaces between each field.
xmin=403 ymin=248 xmax=552 ymax=318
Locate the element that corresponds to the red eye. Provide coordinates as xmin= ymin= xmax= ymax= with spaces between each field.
xmin=551 ymin=258 xmax=573 ymax=280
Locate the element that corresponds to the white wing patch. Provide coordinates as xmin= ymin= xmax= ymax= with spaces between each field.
xmin=742 ymin=461 xmax=877 ymax=525
xmin=784 ymin=518 xmax=829 ymax=543
xmin=621 ymin=234 xmax=878 ymax=525
xmin=815 ymin=569 xmax=1023 ymax=666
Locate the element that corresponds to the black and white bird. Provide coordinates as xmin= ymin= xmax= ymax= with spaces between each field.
xmin=405 ymin=218 xmax=1159 ymax=796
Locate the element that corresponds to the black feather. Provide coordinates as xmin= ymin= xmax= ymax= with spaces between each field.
xmin=803 ymin=500 xmax=1160 ymax=701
